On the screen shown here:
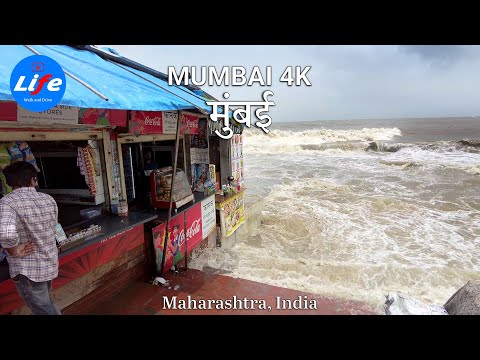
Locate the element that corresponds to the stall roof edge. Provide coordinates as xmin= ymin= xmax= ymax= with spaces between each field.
xmin=77 ymin=45 xmax=205 ymax=93
xmin=0 ymin=45 xmax=213 ymax=113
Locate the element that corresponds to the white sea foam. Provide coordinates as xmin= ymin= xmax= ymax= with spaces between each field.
xmin=190 ymin=177 xmax=480 ymax=310
xmin=243 ymin=127 xmax=402 ymax=154
xmin=465 ymin=165 xmax=480 ymax=175
xmin=191 ymin=122 xmax=480 ymax=311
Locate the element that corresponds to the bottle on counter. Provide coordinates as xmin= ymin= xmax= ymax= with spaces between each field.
xmin=118 ymin=199 xmax=128 ymax=217
xmin=111 ymin=196 xmax=119 ymax=214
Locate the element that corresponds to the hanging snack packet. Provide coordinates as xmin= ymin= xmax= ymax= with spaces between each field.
xmin=19 ymin=141 xmax=40 ymax=172
xmin=6 ymin=142 xmax=23 ymax=162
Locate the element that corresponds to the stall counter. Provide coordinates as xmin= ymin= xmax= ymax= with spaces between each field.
xmin=0 ymin=211 xmax=158 ymax=283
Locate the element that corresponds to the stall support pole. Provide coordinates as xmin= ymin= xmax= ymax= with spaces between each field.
xmin=183 ymin=134 xmax=187 ymax=181
xmin=182 ymin=124 xmax=190 ymax=272
xmin=160 ymin=111 xmax=182 ymax=274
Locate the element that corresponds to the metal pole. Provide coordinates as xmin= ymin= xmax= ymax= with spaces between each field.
xmin=182 ymin=122 xmax=190 ymax=271
xmin=160 ymin=110 xmax=182 ymax=274
xmin=183 ymin=202 xmax=188 ymax=272
xmin=183 ymin=135 xmax=187 ymax=177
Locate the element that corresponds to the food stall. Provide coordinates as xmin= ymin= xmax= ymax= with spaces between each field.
xmin=0 ymin=44 xmax=233 ymax=314
xmin=0 ymin=103 xmax=158 ymax=314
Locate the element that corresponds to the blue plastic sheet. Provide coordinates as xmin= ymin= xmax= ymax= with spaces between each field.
xmin=0 ymin=45 xmax=212 ymax=113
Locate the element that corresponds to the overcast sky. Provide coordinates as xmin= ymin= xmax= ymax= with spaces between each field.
xmin=103 ymin=45 xmax=480 ymax=122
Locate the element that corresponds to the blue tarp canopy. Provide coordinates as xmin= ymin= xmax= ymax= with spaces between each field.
xmin=0 ymin=45 xmax=213 ymax=113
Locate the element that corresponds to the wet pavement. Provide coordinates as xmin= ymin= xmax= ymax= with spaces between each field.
xmin=85 ymin=269 xmax=379 ymax=315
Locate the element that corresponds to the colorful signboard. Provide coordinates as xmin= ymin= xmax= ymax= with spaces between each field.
xmin=216 ymin=191 xmax=245 ymax=237
xmin=129 ymin=110 xmax=163 ymax=135
xmin=128 ymin=111 xmax=199 ymax=135
xmin=190 ymin=117 xmax=209 ymax=164
xmin=231 ymin=134 xmax=244 ymax=182
xmin=152 ymin=213 xmax=185 ymax=273
xmin=185 ymin=202 xmax=203 ymax=254
xmin=192 ymin=163 xmax=209 ymax=192
xmin=79 ymin=108 xmax=127 ymax=127
xmin=79 ymin=108 xmax=110 ymax=126
xmin=152 ymin=222 xmax=167 ymax=272
xmin=152 ymin=201 xmax=211 ymax=274
xmin=180 ymin=113 xmax=200 ymax=135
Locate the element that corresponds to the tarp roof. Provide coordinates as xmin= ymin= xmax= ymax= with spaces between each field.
xmin=0 ymin=45 xmax=213 ymax=113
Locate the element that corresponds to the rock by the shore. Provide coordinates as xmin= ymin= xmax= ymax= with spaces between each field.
xmin=444 ymin=280 xmax=480 ymax=315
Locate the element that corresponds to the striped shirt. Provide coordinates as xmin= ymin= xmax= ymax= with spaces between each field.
xmin=0 ymin=187 xmax=59 ymax=282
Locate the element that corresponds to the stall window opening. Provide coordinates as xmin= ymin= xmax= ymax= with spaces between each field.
xmin=122 ymin=140 xmax=190 ymax=211
xmin=29 ymin=140 xmax=107 ymax=227
xmin=122 ymin=141 xmax=176 ymax=210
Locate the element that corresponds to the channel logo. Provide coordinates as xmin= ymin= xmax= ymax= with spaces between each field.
xmin=10 ymin=55 xmax=66 ymax=112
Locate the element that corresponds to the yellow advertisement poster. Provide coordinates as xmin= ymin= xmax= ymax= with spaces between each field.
xmin=217 ymin=191 xmax=245 ymax=237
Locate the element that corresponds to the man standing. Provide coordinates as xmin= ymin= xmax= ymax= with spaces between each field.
xmin=0 ymin=162 xmax=61 ymax=315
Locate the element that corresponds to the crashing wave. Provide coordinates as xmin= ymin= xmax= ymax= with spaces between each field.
xmin=379 ymin=160 xmax=422 ymax=169
xmin=243 ymin=125 xmax=480 ymax=157
xmin=465 ymin=166 xmax=480 ymax=175
xmin=244 ymin=127 xmax=402 ymax=143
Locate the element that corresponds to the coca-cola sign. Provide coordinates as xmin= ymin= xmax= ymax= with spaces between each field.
xmin=186 ymin=219 xmax=201 ymax=240
xmin=129 ymin=110 xmax=163 ymax=135
xmin=152 ymin=213 xmax=185 ymax=273
xmin=151 ymin=203 xmax=204 ymax=274
xmin=180 ymin=113 xmax=199 ymax=135
xmin=185 ymin=202 xmax=203 ymax=253
xmin=144 ymin=116 xmax=161 ymax=126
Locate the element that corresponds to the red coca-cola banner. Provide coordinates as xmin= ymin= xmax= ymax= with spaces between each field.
xmin=185 ymin=202 xmax=203 ymax=253
xmin=180 ymin=113 xmax=199 ymax=135
xmin=129 ymin=111 xmax=199 ymax=136
xmin=152 ymin=213 xmax=185 ymax=273
xmin=152 ymin=202 xmax=203 ymax=274
xmin=129 ymin=110 xmax=163 ymax=135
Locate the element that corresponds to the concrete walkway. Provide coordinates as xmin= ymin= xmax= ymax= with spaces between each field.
xmin=85 ymin=269 xmax=379 ymax=315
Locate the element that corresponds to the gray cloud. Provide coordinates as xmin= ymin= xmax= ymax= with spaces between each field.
xmin=103 ymin=45 xmax=480 ymax=122
xmin=399 ymin=45 xmax=474 ymax=64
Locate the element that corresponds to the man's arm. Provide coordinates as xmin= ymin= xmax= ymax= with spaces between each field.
xmin=0 ymin=203 xmax=35 ymax=257
xmin=0 ymin=203 xmax=19 ymax=249
xmin=5 ymin=242 xmax=35 ymax=257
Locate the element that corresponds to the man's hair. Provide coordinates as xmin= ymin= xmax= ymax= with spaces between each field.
xmin=3 ymin=161 xmax=37 ymax=188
